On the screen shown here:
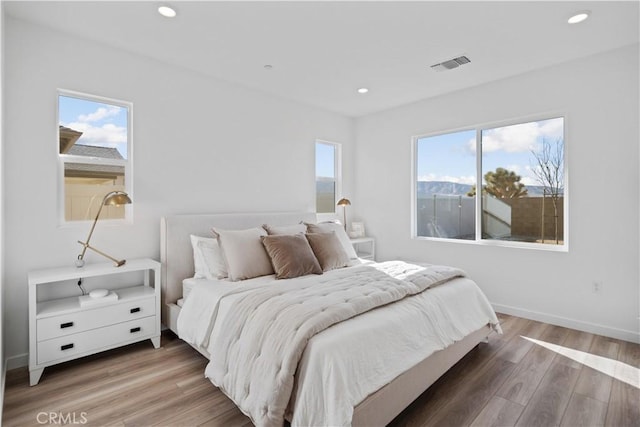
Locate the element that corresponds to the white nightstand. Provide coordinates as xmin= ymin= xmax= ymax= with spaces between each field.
xmin=350 ymin=237 xmax=375 ymax=260
xmin=28 ymin=258 xmax=161 ymax=386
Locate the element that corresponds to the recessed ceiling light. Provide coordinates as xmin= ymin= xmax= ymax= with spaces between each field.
xmin=158 ymin=5 xmax=177 ymax=18
xmin=568 ymin=10 xmax=590 ymax=24
xmin=357 ymin=88 xmax=369 ymax=94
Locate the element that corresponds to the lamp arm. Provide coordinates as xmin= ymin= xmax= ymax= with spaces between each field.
xmin=78 ymin=241 xmax=126 ymax=267
xmin=78 ymin=202 xmax=106 ymax=261
xmin=78 ymin=190 xmax=119 ymax=261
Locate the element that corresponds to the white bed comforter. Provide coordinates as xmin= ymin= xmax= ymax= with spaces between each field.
xmin=178 ymin=261 xmax=500 ymax=427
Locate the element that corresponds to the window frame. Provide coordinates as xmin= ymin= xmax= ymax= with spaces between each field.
xmin=315 ymin=139 xmax=343 ymax=217
xmin=57 ymin=89 xmax=133 ymax=227
xmin=412 ymin=113 xmax=568 ymax=251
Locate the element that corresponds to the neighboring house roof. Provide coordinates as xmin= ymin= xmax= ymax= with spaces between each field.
xmin=64 ymin=162 xmax=124 ymax=179
xmin=59 ymin=125 xmax=83 ymax=154
xmin=66 ymin=143 xmax=124 ymax=160
xmin=59 ymin=125 xmax=125 ymax=179
xmin=64 ymin=144 xmax=124 ymax=180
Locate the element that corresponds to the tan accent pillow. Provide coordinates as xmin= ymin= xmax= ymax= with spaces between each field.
xmin=261 ymin=234 xmax=322 ymax=279
xmin=305 ymin=232 xmax=350 ymax=271
xmin=262 ymin=223 xmax=307 ymax=235
xmin=305 ymin=222 xmax=358 ymax=259
xmin=211 ymin=227 xmax=274 ymax=281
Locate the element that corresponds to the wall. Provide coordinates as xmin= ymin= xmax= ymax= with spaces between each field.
xmin=2 ymin=17 xmax=354 ymax=364
xmin=0 ymin=0 xmax=5 ymax=415
xmin=509 ymin=196 xmax=565 ymax=242
xmin=354 ymin=44 xmax=640 ymax=342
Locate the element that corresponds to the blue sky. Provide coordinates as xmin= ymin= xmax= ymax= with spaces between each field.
xmin=417 ymin=117 xmax=564 ymax=186
xmin=59 ymin=95 xmax=128 ymax=159
xmin=316 ymin=142 xmax=335 ymax=178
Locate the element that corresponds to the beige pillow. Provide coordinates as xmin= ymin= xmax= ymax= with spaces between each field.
xmin=305 ymin=222 xmax=358 ymax=259
xmin=261 ymin=234 xmax=322 ymax=279
xmin=211 ymin=227 xmax=274 ymax=281
xmin=262 ymin=223 xmax=307 ymax=235
xmin=305 ymin=232 xmax=350 ymax=271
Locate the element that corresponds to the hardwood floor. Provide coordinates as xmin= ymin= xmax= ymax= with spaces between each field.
xmin=3 ymin=313 xmax=639 ymax=427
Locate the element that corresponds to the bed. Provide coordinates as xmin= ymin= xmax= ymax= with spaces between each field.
xmin=160 ymin=212 xmax=500 ymax=427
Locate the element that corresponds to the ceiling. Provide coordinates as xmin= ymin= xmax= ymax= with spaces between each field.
xmin=5 ymin=1 xmax=639 ymax=117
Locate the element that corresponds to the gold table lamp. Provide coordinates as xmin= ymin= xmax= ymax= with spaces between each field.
xmin=337 ymin=198 xmax=351 ymax=231
xmin=76 ymin=191 xmax=131 ymax=268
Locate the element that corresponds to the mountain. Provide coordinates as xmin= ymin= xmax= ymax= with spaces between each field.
xmin=417 ymin=181 xmax=563 ymax=197
xmin=417 ymin=181 xmax=472 ymax=197
xmin=316 ymin=177 xmax=335 ymax=194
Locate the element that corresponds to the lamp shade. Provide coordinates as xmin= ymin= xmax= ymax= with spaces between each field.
xmin=336 ymin=197 xmax=351 ymax=231
xmin=103 ymin=191 xmax=132 ymax=206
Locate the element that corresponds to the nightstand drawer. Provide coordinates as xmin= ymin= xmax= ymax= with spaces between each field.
xmin=37 ymin=315 xmax=157 ymax=364
xmin=37 ymin=297 xmax=156 ymax=341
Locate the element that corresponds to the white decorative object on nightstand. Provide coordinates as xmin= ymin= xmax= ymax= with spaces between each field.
xmin=350 ymin=237 xmax=375 ymax=260
xmin=28 ymin=258 xmax=161 ymax=386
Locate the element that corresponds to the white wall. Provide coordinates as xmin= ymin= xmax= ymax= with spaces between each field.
xmin=354 ymin=44 xmax=640 ymax=343
xmin=0 ymin=0 xmax=5 ymax=415
xmin=3 ymin=16 xmax=638 ymax=370
xmin=2 ymin=17 xmax=354 ymax=363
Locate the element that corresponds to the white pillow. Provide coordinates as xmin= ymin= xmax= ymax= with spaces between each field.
xmin=212 ymin=227 xmax=274 ymax=281
xmin=305 ymin=222 xmax=358 ymax=259
xmin=190 ymin=235 xmax=227 ymax=279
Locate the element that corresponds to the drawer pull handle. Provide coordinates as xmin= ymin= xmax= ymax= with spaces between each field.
xmin=60 ymin=322 xmax=74 ymax=329
xmin=61 ymin=343 xmax=74 ymax=351
xmin=130 ymin=307 xmax=141 ymax=314
xmin=130 ymin=327 xmax=141 ymax=333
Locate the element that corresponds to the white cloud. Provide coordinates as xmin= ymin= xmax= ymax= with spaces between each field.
xmin=65 ymin=121 xmax=127 ymax=147
xmin=466 ymin=137 xmax=477 ymax=153
xmin=520 ymin=165 xmax=542 ymax=186
xmin=520 ymin=176 xmax=539 ymax=186
xmin=539 ymin=117 xmax=564 ymax=140
xmin=505 ymin=164 xmax=521 ymax=174
xmin=481 ymin=122 xmax=540 ymax=153
xmin=467 ymin=117 xmax=564 ymax=154
xmin=78 ymin=105 xmax=122 ymax=123
xmin=418 ymin=173 xmax=437 ymax=181
xmin=418 ymin=174 xmax=476 ymax=185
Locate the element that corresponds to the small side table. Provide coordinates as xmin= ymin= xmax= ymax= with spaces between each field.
xmin=350 ymin=237 xmax=375 ymax=261
xmin=28 ymin=258 xmax=161 ymax=385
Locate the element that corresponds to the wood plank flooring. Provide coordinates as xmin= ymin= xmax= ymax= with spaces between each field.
xmin=3 ymin=313 xmax=639 ymax=427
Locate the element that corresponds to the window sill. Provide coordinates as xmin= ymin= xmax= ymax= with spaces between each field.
xmin=412 ymin=235 xmax=568 ymax=252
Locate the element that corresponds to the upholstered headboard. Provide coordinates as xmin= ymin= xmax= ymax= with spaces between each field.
xmin=159 ymin=211 xmax=317 ymax=325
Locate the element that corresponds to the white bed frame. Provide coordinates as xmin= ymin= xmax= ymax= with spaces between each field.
xmin=160 ymin=212 xmax=491 ymax=426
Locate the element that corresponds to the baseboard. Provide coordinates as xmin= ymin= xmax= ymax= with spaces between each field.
xmin=492 ymin=303 xmax=640 ymax=344
xmin=6 ymin=353 xmax=28 ymax=370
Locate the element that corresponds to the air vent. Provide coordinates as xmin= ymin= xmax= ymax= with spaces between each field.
xmin=431 ymin=56 xmax=471 ymax=72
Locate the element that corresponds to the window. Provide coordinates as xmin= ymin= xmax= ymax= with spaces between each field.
xmin=414 ymin=116 xmax=566 ymax=248
xmin=315 ymin=141 xmax=342 ymax=213
xmin=415 ymin=129 xmax=477 ymax=240
xmin=58 ymin=91 xmax=132 ymax=223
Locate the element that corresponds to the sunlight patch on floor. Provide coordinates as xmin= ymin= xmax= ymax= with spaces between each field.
xmin=522 ymin=336 xmax=640 ymax=389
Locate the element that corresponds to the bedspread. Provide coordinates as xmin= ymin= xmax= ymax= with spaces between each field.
xmin=204 ymin=261 xmax=465 ymax=427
